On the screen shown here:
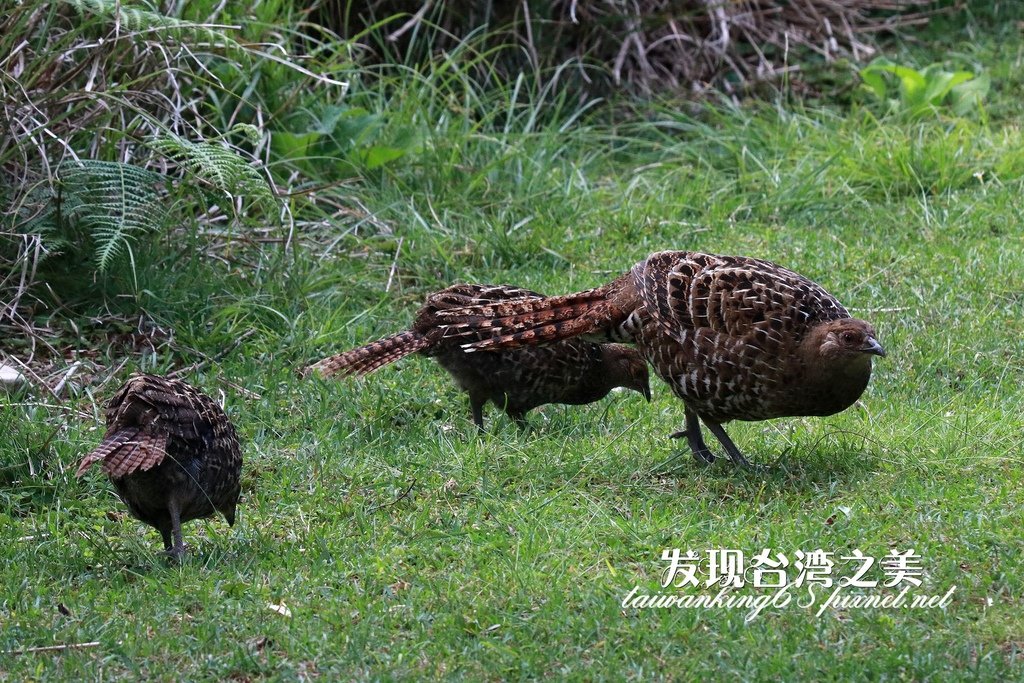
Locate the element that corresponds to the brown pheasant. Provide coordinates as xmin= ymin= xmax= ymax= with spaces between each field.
xmin=305 ymin=284 xmax=651 ymax=428
xmin=438 ymin=251 xmax=885 ymax=466
xmin=77 ymin=374 xmax=242 ymax=559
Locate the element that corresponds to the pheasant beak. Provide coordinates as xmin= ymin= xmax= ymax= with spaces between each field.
xmin=640 ymin=384 xmax=652 ymax=402
xmin=862 ymin=336 xmax=886 ymax=358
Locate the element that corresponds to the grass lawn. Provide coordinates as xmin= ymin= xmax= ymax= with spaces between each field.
xmin=2 ymin=4 xmax=1024 ymax=680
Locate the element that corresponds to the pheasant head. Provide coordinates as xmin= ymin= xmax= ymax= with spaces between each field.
xmin=814 ymin=318 xmax=886 ymax=361
xmin=602 ymin=344 xmax=652 ymax=402
xmin=790 ymin=318 xmax=885 ymax=417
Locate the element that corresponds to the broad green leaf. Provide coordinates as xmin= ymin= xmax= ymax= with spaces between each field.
xmin=859 ymin=68 xmax=888 ymax=100
xmin=950 ymin=72 xmax=991 ymax=116
xmin=315 ymin=105 xmax=371 ymax=136
xmin=359 ymin=145 xmax=408 ymax=169
xmin=862 ymin=61 xmax=927 ymax=104
xmin=922 ymin=69 xmax=974 ymax=105
xmin=271 ymin=131 xmax=321 ymax=159
xmin=331 ymin=112 xmax=381 ymax=148
xmin=887 ymin=65 xmax=927 ymax=105
xmin=860 ymin=58 xmax=989 ymax=119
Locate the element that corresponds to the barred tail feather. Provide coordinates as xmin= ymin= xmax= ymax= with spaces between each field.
xmin=460 ymin=314 xmax=609 ymax=351
xmin=78 ymin=429 xmax=135 ymax=477
xmin=77 ymin=428 xmax=168 ymax=478
xmin=103 ymin=432 xmax=168 ymax=477
xmin=436 ymin=288 xmax=606 ymax=327
xmin=306 ymin=331 xmax=429 ymax=378
xmin=437 ymin=289 xmax=615 ymax=351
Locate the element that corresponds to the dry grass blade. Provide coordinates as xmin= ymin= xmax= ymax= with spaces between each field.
xmin=4 ymin=641 xmax=103 ymax=656
xmin=0 ymin=232 xmax=44 ymax=323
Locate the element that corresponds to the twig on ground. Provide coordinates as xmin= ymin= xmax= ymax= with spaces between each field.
xmin=168 ymin=329 xmax=257 ymax=379
xmin=384 ymin=237 xmax=403 ymax=293
xmin=367 ymin=478 xmax=417 ymax=514
xmin=5 ymin=642 xmax=102 ymax=656
xmin=387 ymin=2 xmax=432 ymax=42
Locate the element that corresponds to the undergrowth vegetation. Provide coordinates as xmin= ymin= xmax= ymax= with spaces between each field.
xmin=2 ymin=0 xmax=1023 ymax=679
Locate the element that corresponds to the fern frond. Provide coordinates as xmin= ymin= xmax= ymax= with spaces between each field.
xmin=61 ymin=0 xmax=242 ymax=51
xmin=230 ymin=124 xmax=262 ymax=146
xmin=56 ymin=161 xmax=165 ymax=272
xmin=149 ymin=134 xmax=276 ymax=210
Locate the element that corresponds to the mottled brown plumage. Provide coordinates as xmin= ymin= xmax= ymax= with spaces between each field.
xmin=306 ymin=284 xmax=651 ymax=428
xmin=439 ymin=251 xmax=885 ymax=465
xmin=77 ymin=374 xmax=242 ymax=558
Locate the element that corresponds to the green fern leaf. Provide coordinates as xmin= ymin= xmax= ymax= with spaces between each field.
xmin=56 ymin=161 xmax=165 ymax=272
xmin=61 ymin=0 xmax=242 ymax=52
xmin=149 ymin=134 xmax=275 ymax=209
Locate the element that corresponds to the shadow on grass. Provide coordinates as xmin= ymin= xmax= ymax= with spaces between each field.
xmin=63 ymin=512 xmax=249 ymax=579
xmin=646 ymin=428 xmax=885 ymax=494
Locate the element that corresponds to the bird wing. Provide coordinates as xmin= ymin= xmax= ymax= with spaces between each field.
xmin=138 ymin=380 xmax=220 ymax=444
xmin=77 ymin=428 xmax=168 ymax=478
xmin=422 ymin=284 xmax=544 ymax=315
xmin=634 ymin=251 xmax=849 ymax=346
xmin=422 ymin=284 xmax=552 ymax=346
xmin=486 ymin=340 xmax=598 ymax=395
xmin=103 ymin=374 xmax=228 ymax=454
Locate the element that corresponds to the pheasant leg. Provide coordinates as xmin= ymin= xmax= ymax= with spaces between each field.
xmin=469 ymin=394 xmax=486 ymax=432
xmin=507 ymin=410 xmax=529 ymax=430
xmin=166 ymin=496 xmax=186 ymax=560
xmin=670 ymin=407 xmax=716 ymax=464
xmin=702 ymin=419 xmax=751 ymax=468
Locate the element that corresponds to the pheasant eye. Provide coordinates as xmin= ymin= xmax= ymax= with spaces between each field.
xmin=841 ymin=331 xmax=858 ymax=344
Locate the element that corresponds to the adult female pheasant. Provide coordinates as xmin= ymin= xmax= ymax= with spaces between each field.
xmin=438 ymin=251 xmax=885 ymax=466
xmin=305 ymin=284 xmax=651 ymax=428
xmin=77 ymin=374 xmax=242 ymax=559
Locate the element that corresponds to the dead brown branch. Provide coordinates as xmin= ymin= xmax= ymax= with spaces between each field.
xmin=353 ymin=0 xmax=940 ymax=95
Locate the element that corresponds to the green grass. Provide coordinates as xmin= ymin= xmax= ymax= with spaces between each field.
xmin=3 ymin=3 xmax=1024 ymax=680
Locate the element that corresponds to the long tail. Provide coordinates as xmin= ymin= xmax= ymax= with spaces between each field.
xmin=77 ymin=428 xmax=168 ymax=478
xmin=306 ymin=331 xmax=430 ymax=378
xmin=437 ymin=288 xmax=614 ymax=351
